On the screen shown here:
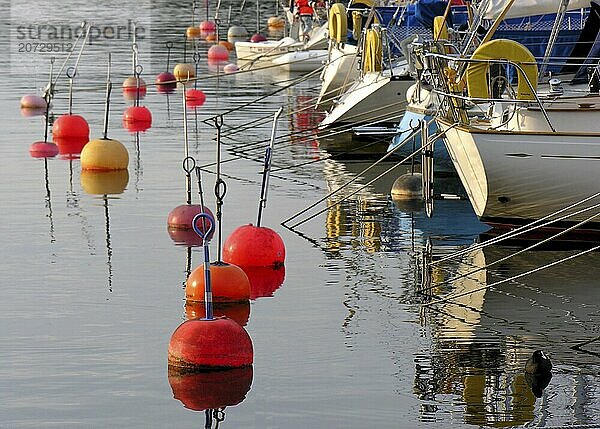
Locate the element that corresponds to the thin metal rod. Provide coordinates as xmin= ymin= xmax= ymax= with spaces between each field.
xmin=257 ymin=107 xmax=283 ymax=227
xmin=182 ymin=83 xmax=192 ymax=204
xmin=103 ymin=54 xmax=112 ymax=140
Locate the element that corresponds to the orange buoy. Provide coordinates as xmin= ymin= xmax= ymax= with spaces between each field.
xmin=168 ymin=366 xmax=253 ymax=411
xmin=168 ymin=317 xmax=254 ymax=370
xmin=187 ymin=26 xmax=202 ymax=39
xmin=218 ymin=41 xmax=234 ymax=51
xmin=223 ymin=224 xmax=285 ymax=267
xmin=29 ymin=141 xmax=58 ymax=158
xmin=185 ymin=300 xmax=251 ymax=327
xmin=186 ymin=262 xmax=250 ymax=302
xmin=205 ymin=33 xmax=217 ymax=42
xmin=267 ymin=16 xmax=285 ymax=28
xmin=242 ymin=265 xmax=285 ymax=299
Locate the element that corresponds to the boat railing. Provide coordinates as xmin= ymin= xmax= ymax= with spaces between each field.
xmin=422 ymin=50 xmax=557 ymax=132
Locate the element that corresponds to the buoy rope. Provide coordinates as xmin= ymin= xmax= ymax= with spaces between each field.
xmin=214 ymin=115 xmax=227 ymax=262
xmin=423 ymin=244 xmax=600 ymax=308
xmin=429 ymin=192 xmax=600 ymax=266
xmin=418 ymin=206 xmax=600 ymax=295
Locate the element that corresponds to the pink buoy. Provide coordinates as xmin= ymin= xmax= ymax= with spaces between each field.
xmin=123 ymin=106 xmax=152 ymax=132
xmin=168 ymin=204 xmax=214 ymax=234
xmin=29 ymin=141 xmax=59 ymax=158
xmin=169 ymin=366 xmax=253 ymax=411
xmin=20 ymin=94 xmax=47 ymax=109
xmin=250 ymin=33 xmax=267 ymax=43
xmin=223 ymin=224 xmax=285 ymax=267
xmin=207 ymin=45 xmax=229 ymax=62
xmin=199 ymin=20 xmax=217 ymax=33
xmin=223 ymin=63 xmax=239 ymax=74
xmin=185 ymin=89 xmax=206 ymax=108
xmin=52 ymin=114 xmax=89 ymax=139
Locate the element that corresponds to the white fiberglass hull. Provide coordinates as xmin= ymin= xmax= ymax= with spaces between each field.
xmin=438 ymin=117 xmax=600 ymax=225
xmin=315 ymin=44 xmax=359 ymax=110
xmin=235 ymin=38 xmax=302 ymax=66
xmin=319 ymin=69 xmax=413 ymax=128
xmin=271 ymin=49 xmax=328 ymax=72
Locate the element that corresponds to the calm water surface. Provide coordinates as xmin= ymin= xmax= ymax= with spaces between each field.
xmin=2 ymin=1 xmax=600 ymax=428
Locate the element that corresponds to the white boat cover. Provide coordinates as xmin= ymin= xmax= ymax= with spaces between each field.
xmin=483 ymin=0 xmax=590 ymax=19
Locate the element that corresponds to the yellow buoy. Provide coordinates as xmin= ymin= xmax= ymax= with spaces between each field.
xmin=174 ymin=63 xmax=196 ymax=81
xmin=80 ymin=138 xmax=129 ymax=171
xmin=267 ymin=16 xmax=285 ymax=28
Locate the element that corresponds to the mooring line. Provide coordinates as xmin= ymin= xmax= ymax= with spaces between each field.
xmin=421 ymin=208 xmax=600 ymax=294
xmin=430 ymin=192 xmax=600 ymax=266
xmin=423 ymin=244 xmax=600 ymax=308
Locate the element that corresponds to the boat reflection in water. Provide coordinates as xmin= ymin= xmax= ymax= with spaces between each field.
xmin=419 ymin=243 xmax=600 ymax=426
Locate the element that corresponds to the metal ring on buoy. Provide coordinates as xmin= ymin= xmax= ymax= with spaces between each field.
xmin=328 ymin=3 xmax=347 ymax=43
xmin=466 ymin=39 xmax=538 ymax=101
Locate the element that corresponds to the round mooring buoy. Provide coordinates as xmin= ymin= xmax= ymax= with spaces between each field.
xmin=80 ymin=138 xmax=129 ymax=171
xmin=29 ymin=141 xmax=58 ymax=158
xmin=167 ymin=204 xmax=214 ymax=234
xmin=186 ymin=262 xmax=250 ymax=303
xmin=223 ymin=63 xmax=239 ymax=74
xmin=208 ymin=45 xmax=229 ymax=62
xmin=122 ymin=76 xmax=147 ymax=100
xmin=52 ymin=114 xmax=90 ymax=140
xmin=186 ymin=26 xmax=202 ymax=39
xmin=223 ymin=224 xmax=285 ymax=268
xmin=219 ymin=41 xmax=234 ymax=51
xmin=123 ymin=106 xmax=152 ymax=132
xmin=250 ymin=33 xmax=267 ymax=43
xmin=227 ymin=26 xmax=248 ymax=39
xmin=168 ymin=317 xmax=253 ymax=370
xmin=391 ymin=173 xmax=423 ymax=200
xmin=185 ymin=89 xmax=206 ymax=108
xmin=168 ymin=365 xmax=253 ymax=411
xmin=199 ymin=20 xmax=217 ymax=34
xmin=20 ymin=94 xmax=47 ymax=109
xmin=267 ymin=16 xmax=285 ymax=28
xmin=173 ymin=63 xmax=196 ymax=81
xmin=156 ymin=71 xmax=177 ymax=93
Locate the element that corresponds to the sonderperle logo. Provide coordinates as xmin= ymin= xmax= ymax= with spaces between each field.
xmin=9 ymin=1 xmax=151 ymax=78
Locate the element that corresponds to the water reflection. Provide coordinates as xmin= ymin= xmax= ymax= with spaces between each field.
xmin=419 ymin=243 xmax=600 ymax=426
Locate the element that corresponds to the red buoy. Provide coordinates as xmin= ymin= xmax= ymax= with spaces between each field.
xmin=168 ymin=366 xmax=253 ymax=411
xmin=186 ymin=301 xmax=250 ymax=327
xmin=208 ymin=45 xmax=229 ymax=62
xmin=168 ymin=317 xmax=253 ymax=370
xmin=242 ymin=265 xmax=286 ymax=299
xmin=52 ymin=114 xmax=90 ymax=140
xmin=185 ymin=89 xmax=206 ymax=108
xmin=54 ymin=136 xmax=88 ymax=158
xmin=223 ymin=224 xmax=285 ymax=267
xmin=156 ymin=72 xmax=177 ymax=93
xmin=168 ymin=204 xmax=214 ymax=233
xmin=250 ymin=33 xmax=267 ymax=43
xmin=123 ymin=106 xmax=152 ymax=132
xmin=186 ymin=262 xmax=250 ymax=302
xmin=29 ymin=141 xmax=58 ymax=158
